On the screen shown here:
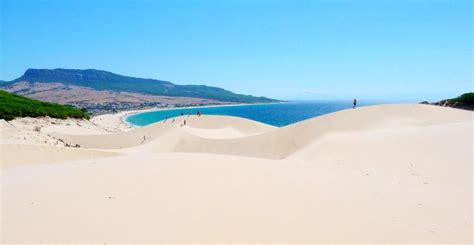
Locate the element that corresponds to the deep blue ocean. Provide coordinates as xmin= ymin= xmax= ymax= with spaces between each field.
xmin=126 ymin=100 xmax=394 ymax=127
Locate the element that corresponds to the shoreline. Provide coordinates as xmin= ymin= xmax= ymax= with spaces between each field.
xmin=118 ymin=101 xmax=287 ymax=127
xmin=0 ymin=101 xmax=287 ymax=147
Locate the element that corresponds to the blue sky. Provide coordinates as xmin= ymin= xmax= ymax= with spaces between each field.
xmin=1 ymin=0 xmax=472 ymax=101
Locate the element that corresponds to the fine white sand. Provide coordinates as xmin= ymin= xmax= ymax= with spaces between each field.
xmin=0 ymin=104 xmax=472 ymax=243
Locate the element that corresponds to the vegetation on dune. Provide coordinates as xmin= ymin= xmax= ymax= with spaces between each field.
xmin=0 ymin=90 xmax=90 ymax=121
xmin=435 ymin=92 xmax=474 ymax=110
xmin=421 ymin=92 xmax=474 ymax=111
xmin=448 ymin=92 xmax=474 ymax=105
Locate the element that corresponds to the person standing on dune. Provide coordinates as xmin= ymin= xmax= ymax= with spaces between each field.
xmin=353 ymin=98 xmax=357 ymax=109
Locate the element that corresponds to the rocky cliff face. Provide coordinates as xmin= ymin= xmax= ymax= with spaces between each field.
xmin=0 ymin=81 xmax=230 ymax=115
xmin=0 ymin=68 xmax=279 ymax=114
xmin=5 ymin=68 xmax=278 ymax=103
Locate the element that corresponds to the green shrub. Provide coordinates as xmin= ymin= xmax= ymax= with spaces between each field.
xmin=451 ymin=92 xmax=474 ymax=104
xmin=0 ymin=90 xmax=90 ymax=121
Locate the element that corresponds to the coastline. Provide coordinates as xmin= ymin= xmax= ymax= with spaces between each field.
xmin=119 ymin=101 xmax=287 ymax=127
xmin=0 ymin=102 xmax=283 ymax=147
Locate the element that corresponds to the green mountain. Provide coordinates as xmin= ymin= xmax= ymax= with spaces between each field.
xmin=3 ymin=68 xmax=278 ymax=103
xmin=0 ymin=90 xmax=90 ymax=121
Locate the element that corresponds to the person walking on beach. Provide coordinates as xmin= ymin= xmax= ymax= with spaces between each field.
xmin=353 ymin=98 xmax=357 ymax=109
xmin=184 ymin=119 xmax=186 ymax=126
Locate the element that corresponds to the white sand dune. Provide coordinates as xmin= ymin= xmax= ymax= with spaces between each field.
xmin=1 ymin=144 xmax=120 ymax=168
xmin=49 ymin=115 xmax=276 ymax=149
xmin=1 ymin=104 xmax=472 ymax=243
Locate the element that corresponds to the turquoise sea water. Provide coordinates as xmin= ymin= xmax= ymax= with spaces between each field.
xmin=126 ymin=100 xmax=392 ymax=127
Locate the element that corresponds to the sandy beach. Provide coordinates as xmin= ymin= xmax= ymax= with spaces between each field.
xmin=1 ymin=104 xmax=472 ymax=243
